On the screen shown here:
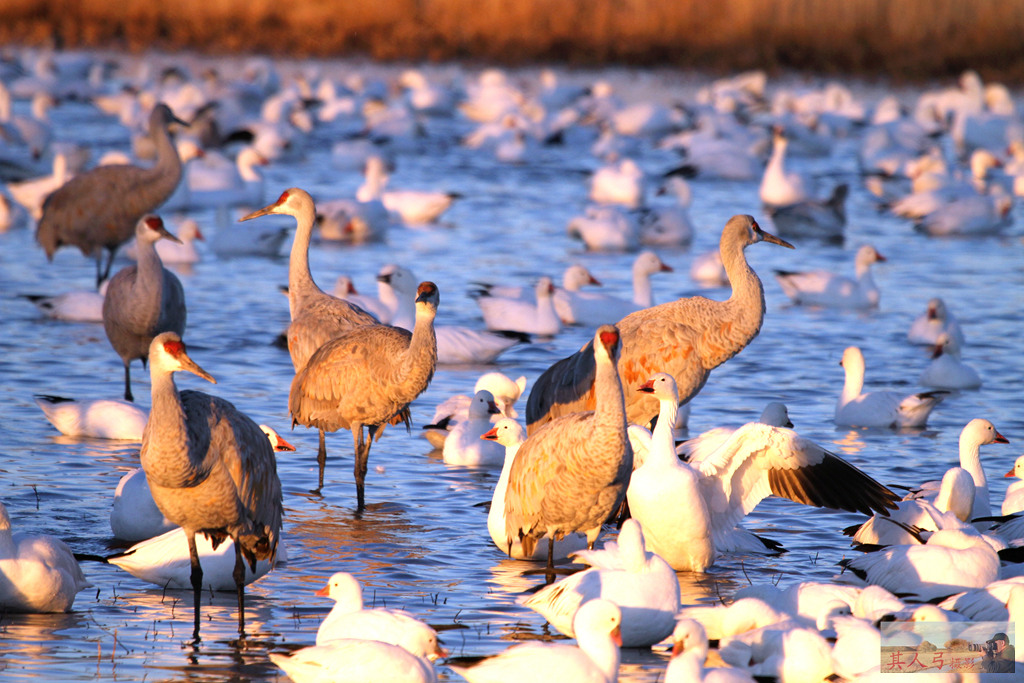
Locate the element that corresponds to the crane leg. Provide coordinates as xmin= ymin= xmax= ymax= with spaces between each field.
xmin=123 ymin=363 xmax=133 ymax=402
xmin=544 ymin=537 xmax=555 ymax=585
xmin=233 ymin=540 xmax=246 ymax=639
xmin=186 ymin=531 xmax=204 ymax=644
xmin=98 ymin=248 xmax=115 ymax=288
xmin=353 ymin=427 xmax=371 ymax=511
xmin=311 ymin=429 xmax=327 ymax=495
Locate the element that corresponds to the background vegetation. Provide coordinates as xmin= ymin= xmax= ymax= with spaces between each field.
xmin=4 ymin=0 xmax=1024 ymax=82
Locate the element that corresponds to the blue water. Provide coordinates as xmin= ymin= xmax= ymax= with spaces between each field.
xmin=1 ymin=51 xmax=1023 ymax=681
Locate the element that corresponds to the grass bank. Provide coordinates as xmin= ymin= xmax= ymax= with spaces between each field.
xmin=4 ymin=0 xmax=1024 ymax=82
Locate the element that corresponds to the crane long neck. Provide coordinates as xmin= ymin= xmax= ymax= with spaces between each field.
xmin=141 ymin=370 xmax=195 ymax=487
xmin=396 ymin=311 xmax=437 ymax=394
xmin=594 ymin=351 xmax=628 ymax=435
xmin=702 ymin=236 xmax=766 ymax=369
xmin=287 ymin=201 xmax=324 ymax=318
xmin=132 ymin=238 xmax=166 ymax=324
xmin=149 ymin=118 xmax=184 ymax=202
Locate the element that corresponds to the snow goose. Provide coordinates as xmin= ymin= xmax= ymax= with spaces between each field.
xmin=765 ymin=183 xmax=848 ymax=242
xmin=360 ymin=156 xmax=461 ymax=226
xmin=679 ymin=420 xmax=900 ymax=555
xmin=676 ymin=597 xmax=788 ymax=641
xmin=846 ymin=467 xmax=976 ymax=546
xmin=838 ymin=528 xmax=999 ymax=601
xmin=331 ymin=276 xmax=389 ymax=322
xmin=689 ymin=249 xmax=728 ymax=287
xmin=315 ymin=195 xmax=391 ymax=243
xmin=270 ymin=639 xmax=437 ymax=683
xmin=448 ymin=599 xmax=621 ymax=683
xmin=422 ymin=373 xmax=527 ymax=449
xmin=904 ymin=418 xmax=1009 ymax=520
xmin=380 ymin=263 xmax=532 ymax=363
xmin=313 ymin=572 xmax=445 ymax=659
xmin=521 ymin=519 xmax=680 ymax=648
xmin=476 ymin=277 xmax=561 ymax=336
xmin=21 ymin=279 xmax=108 ymax=323
xmin=625 ymin=373 xmax=715 ymax=571
xmin=915 ymin=187 xmax=1013 ymax=237
xmin=562 ymin=251 xmax=673 ymax=326
xmin=718 ymin=620 xmax=834 ymax=682
xmin=918 ymin=331 xmax=982 ymax=390
xmin=0 ymin=500 xmax=91 ymax=613
xmin=123 ymin=217 xmax=205 ymax=265
xmin=106 ymin=526 xmax=284 ymax=590
xmin=589 ymin=157 xmax=646 ymax=207
xmin=937 ymin=577 xmax=1024 ymax=621
xmin=759 ymin=127 xmax=814 ymax=207
xmin=34 ymin=393 xmax=148 ymax=440
xmin=6 ymin=149 xmax=71 ymax=220
xmin=483 ymin=418 xmax=588 ymax=561
xmin=732 ymin=581 xmax=862 ymax=627
xmin=638 ymin=176 xmax=695 ymax=246
xmin=666 ymin=619 xmax=757 ymax=683
xmin=834 ymin=346 xmax=948 ymax=429
xmin=774 ymin=244 xmax=885 ymax=309
xmin=677 ymin=401 xmax=793 ymax=465
xmin=907 ymin=297 xmax=965 ymax=347
xmin=441 ymin=390 xmax=504 ymax=467
xmin=471 ymin=263 xmax=600 ymax=306
xmin=1002 ymin=455 xmax=1024 ymax=515
xmin=566 ymin=204 xmax=641 ymax=251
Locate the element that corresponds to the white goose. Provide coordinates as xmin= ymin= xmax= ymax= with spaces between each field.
xmin=448 ymin=599 xmax=621 ymax=683
xmin=21 ymin=281 xmax=107 ymax=323
xmin=846 ymin=467 xmax=976 ymax=546
xmin=937 ymin=577 xmax=1024 ymax=621
xmin=441 ymin=390 xmax=504 ymax=467
xmin=626 ymin=373 xmax=715 ymax=572
xmin=106 ymin=527 xmax=286 ymax=591
xmin=677 ymin=401 xmax=793 ymax=464
xmin=639 ymin=176 xmax=695 ymax=246
xmin=0 ymin=500 xmax=91 ymax=613
xmin=520 ymin=519 xmax=680 ymax=648
xmin=837 ymin=528 xmax=999 ymax=601
xmin=476 ymin=277 xmax=561 ymax=336
xmin=759 ymin=127 xmax=813 ymax=207
xmin=561 ymin=251 xmax=673 ymax=326
xmin=270 ymin=639 xmax=437 ymax=683
xmin=679 ymin=420 xmax=900 ymax=555
xmin=835 ymin=346 xmax=948 ymax=428
xmin=380 ymin=264 xmax=531 ymax=363
xmin=666 ymin=619 xmax=757 ymax=683
xmin=589 ymin=157 xmax=646 ymax=208
xmin=774 ymin=245 xmax=886 ymax=309
xmin=918 ymin=331 xmax=982 ymax=389
xmin=35 ymin=393 xmax=147 ymax=440
xmin=1002 ymin=455 xmax=1024 ymax=515
xmin=907 ymin=297 xmax=965 ymax=347
xmin=331 ymin=275 xmax=389 ymax=322
xmin=314 ymin=572 xmax=446 ymax=660
xmin=483 ymin=418 xmax=588 ymax=561
xmin=905 ymin=418 xmax=1009 ymax=520
xmin=422 ymin=373 xmax=527 ymax=449
xmin=566 ymin=204 xmax=641 ymax=251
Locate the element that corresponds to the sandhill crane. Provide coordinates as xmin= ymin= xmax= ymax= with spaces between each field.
xmin=288 ymin=281 xmax=440 ymax=507
xmin=140 ymin=331 xmax=283 ymax=642
xmin=36 ymin=103 xmax=187 ymax=286
xmin=505 ymin=324 xmax=632 ymax=580
xmin=526 ymin=215 xmax=794 ymax=434
xmin=240 ymin=187 xmax=379 ymax=482
xmin=102 ymin=215 xmax=187 ymax=402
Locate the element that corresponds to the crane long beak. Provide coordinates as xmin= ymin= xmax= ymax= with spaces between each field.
xmin=239 ymin=204 xmax=276 ymax=222
xmin=182 ymin=356 xmax=216 ymax=384
xmin=157 ymin=224 xmax=183 ymax=245
xmin=760 ymin=229 xmax=795 ymax=249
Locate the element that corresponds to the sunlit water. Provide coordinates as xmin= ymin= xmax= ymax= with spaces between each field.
xmin=1 ymin=51 xmax=1023 ymax=681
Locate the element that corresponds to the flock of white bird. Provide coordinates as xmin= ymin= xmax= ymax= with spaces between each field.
xmin=2 ymin=43 xmax=1023 ymax=682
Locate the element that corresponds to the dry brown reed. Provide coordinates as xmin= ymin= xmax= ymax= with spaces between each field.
xmin=4 ymin=0 xmax=1024 ymax=81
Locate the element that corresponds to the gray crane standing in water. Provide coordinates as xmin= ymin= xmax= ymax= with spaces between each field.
xmin=288 ymin=281 xmax=440 ymax=509
xmin=36 ymin=103 xmax=187 ymax=287
xmin=141 ymin=331 xmax=283 ymax=643
xmin=102 ymin=215 xmax=186 ymax=402
xmin=526 ymin=215 xmax=794 ymax=434
xmin=505 ymin=325 xmax=633 ymax=581
xmin=240 ymin=187 xmax=382 ymax=492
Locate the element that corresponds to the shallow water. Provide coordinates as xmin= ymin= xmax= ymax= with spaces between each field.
xmin=1 ymin=52 xmax=1023 ymax=681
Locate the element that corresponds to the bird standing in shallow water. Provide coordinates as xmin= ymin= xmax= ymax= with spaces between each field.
xmin=526 ymin=214 xmax=793 ymax=434
xmin=102 ymin=215 xmax=186 ymax=402
xmin=140 ymin=332 xmax=283 ymax=642
xmin=288 ymin=282 xmax=440 ymax=509
xmin=505 ymin=324 xmax=632 ymax=580
xmin=36 ymin=103 xmax=187 ymax=287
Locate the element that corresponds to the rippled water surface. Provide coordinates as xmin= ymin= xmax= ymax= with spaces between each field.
xmin=1 ymin=52 xmax=1023 ymax=681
